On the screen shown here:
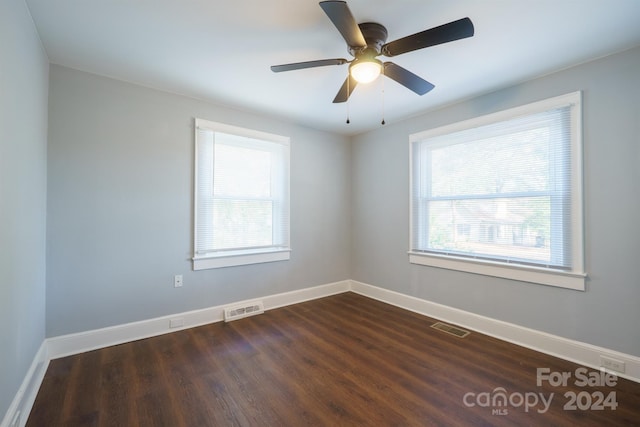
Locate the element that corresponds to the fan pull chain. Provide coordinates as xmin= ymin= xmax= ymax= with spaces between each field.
xmin=380 ymin=67 xmax=386 ymax=125
xmin=346 ymin=76 xmax=351 ymax=124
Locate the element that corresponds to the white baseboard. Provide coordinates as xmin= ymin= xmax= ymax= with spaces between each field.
xmin=0 ymin=342 xmax=49 ymax=427
xmin=6 ymin=277 xmax=640 ymax=426
xmin=47 ymin=280 xmax=350 ymax=360
xmin=349 ymin=280 xmax=640 ymax=383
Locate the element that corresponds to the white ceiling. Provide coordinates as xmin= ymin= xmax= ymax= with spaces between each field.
xmin=26 ymin=0 xmax=640 ymax=135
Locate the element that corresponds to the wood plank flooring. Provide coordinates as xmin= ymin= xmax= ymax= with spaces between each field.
xmin=28 ymin=292 xmax=640 ymax=426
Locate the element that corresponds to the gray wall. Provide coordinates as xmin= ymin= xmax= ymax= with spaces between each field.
xmin=352 ymin=46 xmax=640 ymax=357
xmin=46 ymin=65 xmax=352 ymax=336
xmin=44 ymin=47 xmax=640 ymax=355
xmin=0 ymin=0 xmax=49 ymax=419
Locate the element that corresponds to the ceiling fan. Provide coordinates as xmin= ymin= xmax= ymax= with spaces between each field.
xmin=271 ymin=1 xmax=474 ymax=103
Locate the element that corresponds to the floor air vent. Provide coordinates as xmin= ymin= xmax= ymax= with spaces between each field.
xmin=431 ymin=322 xmax=470 ymax=338
xmin=224 ymin=301 xmax=264 ymax=322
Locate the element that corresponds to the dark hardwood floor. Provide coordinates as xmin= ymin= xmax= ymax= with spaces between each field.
xmin=28 ymin=292 xmax=640 ymax=426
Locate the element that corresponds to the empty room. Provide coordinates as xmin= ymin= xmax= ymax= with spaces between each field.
xmin=2 ymin=0 xmax=640 ymax=425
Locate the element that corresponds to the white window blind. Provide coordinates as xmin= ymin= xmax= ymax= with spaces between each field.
xmin=410 ymin=92 xmax=585 ymax=289
xmin=194 ymin=119 xmax=290 ymax=270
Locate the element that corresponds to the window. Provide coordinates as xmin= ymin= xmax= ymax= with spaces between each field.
xmin=193 ymin=118 xmax=290 ymax=270
xmin=410 ymin=92 xmax=585 ymax=290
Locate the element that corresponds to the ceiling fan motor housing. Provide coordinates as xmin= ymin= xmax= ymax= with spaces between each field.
xmin=348 ymin=22 xmax=388 ymax=56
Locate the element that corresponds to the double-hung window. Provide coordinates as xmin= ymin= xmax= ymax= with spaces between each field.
xmin=193 ymin=118 xmax=290 ymax=270
xmin=410 ymin=92 xmax=585 ymax=290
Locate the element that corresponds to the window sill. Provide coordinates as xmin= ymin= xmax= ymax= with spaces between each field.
xmin=408 ymin=251 xmax=586 ymax=291
xmin=193 ymin=248 xmax=291 ymax=270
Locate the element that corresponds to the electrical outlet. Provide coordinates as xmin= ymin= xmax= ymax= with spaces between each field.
xmin=174 ymin=274 xmax=183 ymax=288
xmin=600 ymin=355 xmax=625 ymax=373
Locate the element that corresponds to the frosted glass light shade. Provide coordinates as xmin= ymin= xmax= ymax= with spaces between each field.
xmin=350 ymin=60 xmax=382 ymax=84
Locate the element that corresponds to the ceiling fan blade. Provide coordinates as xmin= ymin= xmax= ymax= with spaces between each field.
xmin=382 ymin=17 xmax=474 ymax=57
xmin=332 ymin=75 xmax=358 ymax=103
xmin=319 ymin=1 xmax=367 ymax=49
xmin=271 ymin=58 xmax=348 ymax=73
xmin=383 ymin=62 xmax=434 ymax=95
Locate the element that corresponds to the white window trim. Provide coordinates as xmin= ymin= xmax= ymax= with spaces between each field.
xmin=409 ymin=92 xmax=586 ymax=290
xmin=194 ymin=248 xmax=291 ymax=270
xmin=193 ymin=118 xmax=291 ymax=270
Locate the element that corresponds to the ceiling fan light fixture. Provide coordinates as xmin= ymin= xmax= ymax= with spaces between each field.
xmin=271 ymin=1 xmax=475 ymax=104
xmin=350 ymin=58 xmax=382 ymax=84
